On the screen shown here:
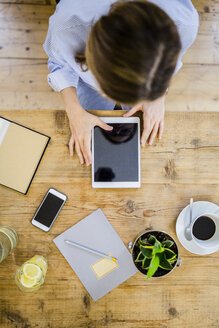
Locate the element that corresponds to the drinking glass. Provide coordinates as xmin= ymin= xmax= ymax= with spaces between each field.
xmin=15 ymin=255 xmax=48 ymax=292
xmin=0 ymin=226 xmax=18 ymax=263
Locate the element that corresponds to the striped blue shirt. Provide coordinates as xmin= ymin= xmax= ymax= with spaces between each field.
xmin=43 ymin=0 xmax=199 ymax=92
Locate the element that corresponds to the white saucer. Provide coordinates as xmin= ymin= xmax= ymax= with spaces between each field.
xmin=176 ymin=201 xmax=219 ymax=255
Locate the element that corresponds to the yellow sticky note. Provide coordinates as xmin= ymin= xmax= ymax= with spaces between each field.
xmin=91 ymin=257 xmax=118 ymax=279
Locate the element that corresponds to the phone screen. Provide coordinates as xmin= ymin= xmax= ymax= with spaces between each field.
xmin=34 ymin=193 xmax=65 ymax=228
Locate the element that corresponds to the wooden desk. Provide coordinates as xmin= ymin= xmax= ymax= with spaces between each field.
xmin=0 ymin=110 xmax=219 ymax=328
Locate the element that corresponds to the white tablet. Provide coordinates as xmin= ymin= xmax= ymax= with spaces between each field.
xmin=92 ymin=117 xmax=141 ymax=188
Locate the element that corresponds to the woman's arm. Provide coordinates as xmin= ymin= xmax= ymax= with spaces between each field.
xmin=43 ymin=27 xmax=79 ymax=92
xmin=61 ymin=87 xmax=113 ymax=165
xmin=44 ymin=15 xmax=113 ymax=165
xmin=124 ymin=94 xmax=165 ymax=146
xmin=61 ymin=86 xmax=81 ymax=111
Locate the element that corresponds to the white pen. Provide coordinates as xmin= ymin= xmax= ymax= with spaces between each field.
xmin=64 ymin=240 xmax=118 ymax=262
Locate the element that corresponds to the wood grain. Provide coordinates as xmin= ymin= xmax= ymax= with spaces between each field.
xmin=0 ymin=110 xmax=219 ymax=328
xmin=194 ymin=0 xmax=219 ymax=12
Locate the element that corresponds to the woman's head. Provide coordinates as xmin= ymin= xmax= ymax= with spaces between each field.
xmin=77 ymin=0 xmax=181 ymax=105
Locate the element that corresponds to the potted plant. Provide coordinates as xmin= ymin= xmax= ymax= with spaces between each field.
xmin=128 ymin=230 xmax=181 ymax=279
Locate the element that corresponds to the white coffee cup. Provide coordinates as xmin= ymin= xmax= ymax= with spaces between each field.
xmin=191 ymin=210 xmax=219 ymax=249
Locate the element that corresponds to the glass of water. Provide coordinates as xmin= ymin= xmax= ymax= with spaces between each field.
xmin=15 ymin=255 xmax=48 ymax=292
xmin=0 ymin=226 xmax=18 ymax=263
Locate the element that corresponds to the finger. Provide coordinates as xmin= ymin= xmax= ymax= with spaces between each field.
xmin=123 ymin=104 xmax=142 ymax=117
xmin=83 ymin=135 xmax=92 ymax=166
xmin=141 ymin=119 xmax=151 ymax=147
xmin=97 ymin=120 xmax=113 ymax=131
xmin=148 ymin=123 xmax=159 ymax=145
xmin=75 ymin=140 xmax=84 ymax=164
xmin=69 ymin=135 xmax=75 ymax=157
xmin=76 ymin=133 xmax=90 ymax=165
xmin=158 ymin=121 xmax=164 ymax=140
xmin=80 ymin=136 xmax=91 ymax=166
xmin=80 ymin=144 xmax=89 ymax=166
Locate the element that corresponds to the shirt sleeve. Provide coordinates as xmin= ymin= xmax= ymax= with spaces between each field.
xmin=43 ymin=19 xmax=79 ymax=92
xmin=174 ymin=7 xmax=199 ymax=74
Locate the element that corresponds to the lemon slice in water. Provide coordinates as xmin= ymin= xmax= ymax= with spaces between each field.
xmin=30 ymin=256 xmax=47 ymax=273
xmin=23 ymin=263 xmax=42 ymax=280
xmin=20 ymin=274 xmax=37 ymax=288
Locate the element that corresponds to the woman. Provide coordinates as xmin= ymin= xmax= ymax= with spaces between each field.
xmin=44 ymin=0 xmax=199 ymax=166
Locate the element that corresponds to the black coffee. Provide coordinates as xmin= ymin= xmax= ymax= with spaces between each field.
xmin=192 ymin=216 xmax=216 ymax=240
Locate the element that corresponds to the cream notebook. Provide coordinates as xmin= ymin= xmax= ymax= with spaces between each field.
xmin=0 ymin=117 xmax=50 ymax=194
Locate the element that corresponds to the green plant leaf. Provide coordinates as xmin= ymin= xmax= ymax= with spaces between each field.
xmin=135 ymin=251 xmax=145 ymax=263
xmin=153 ymin=240 xmax=164 ymax=255
xmin=148 ymin=235 xmax=157 ymax=245
xmin=164 ymin=248 xmax=177 ymax=260
xmin=140 ymin=245 xmax=153 ymax=259
xmin=141 ymin=245 xmax=153 ymax=249
xmin=158 ymin=253 xmax=173 ymax=270
xmin=162 ymin=240 xmax=174 ymax=248
xmin=146 ymin=254 xmax=160 ymax=279
xmin=169 ymin=258 xmax=177 ymax=264
xmin=142 ymin=257 xmax=151 ymax=270
xmin=138 ymin=237 xmax=151 ymax=247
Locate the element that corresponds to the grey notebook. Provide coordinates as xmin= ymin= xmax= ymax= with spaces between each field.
xmin=53 ymin=209 xmax=138 ymax=301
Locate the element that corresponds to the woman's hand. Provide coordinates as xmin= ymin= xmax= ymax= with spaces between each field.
xmin=67 ymin=104 xmax=113 ymax=165
xmin=123 ymin=95 xmax=165 ymax=146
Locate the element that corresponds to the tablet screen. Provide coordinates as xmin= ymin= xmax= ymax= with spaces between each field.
xmin=94 ymin=123 xmax=139 ymax=182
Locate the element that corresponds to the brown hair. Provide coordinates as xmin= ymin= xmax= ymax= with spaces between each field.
xmin=76 ymin=1 xmax=181 ymax=104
